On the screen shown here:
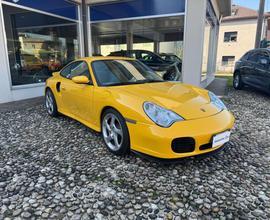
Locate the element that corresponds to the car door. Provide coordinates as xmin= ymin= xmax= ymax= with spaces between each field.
xmin=60 ymin=61 xmax=94 ymax=123
xmin=256 ymin=51 xmax=270 ymax=91
xmin=244 ymin=51 xmax=260 ymax=86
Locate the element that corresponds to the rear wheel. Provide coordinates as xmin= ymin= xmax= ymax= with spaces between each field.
xmin=101 ymin=109 xmax=130 ymax=156
xmin=45 ymin=89 xmax=58 ymax=117
xmin=233 ymin=73 xmax=244 ymax=90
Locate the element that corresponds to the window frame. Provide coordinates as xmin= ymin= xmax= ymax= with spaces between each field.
xmin=221 ymin=56 xmax=235 ymax=66
xmin=224 ymin=31 xmax=238 ymax=43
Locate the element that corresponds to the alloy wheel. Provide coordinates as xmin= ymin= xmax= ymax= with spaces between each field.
xmin=234 ymin=75 xmax=240 ymax=88
xmin=102 ymin=113 xmax=123 ymax=151
xmin=45 ymin=91 xmax=54 ymax=115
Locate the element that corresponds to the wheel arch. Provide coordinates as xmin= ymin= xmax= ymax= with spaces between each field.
xmin=45 ymin=86 xmax=52 ymax=93
xmin=100 ymin=106 xmax=123 ymax=122
xmin=233 ymin=69 xmax=240 ymax=76
xmin=100 ymin=105 xmax=131 ymax=155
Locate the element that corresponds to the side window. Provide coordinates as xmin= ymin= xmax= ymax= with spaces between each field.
xmin=129 ymin=52 xmax=137 ymax=58
xmin=141 ymin=52 xmax=161 ymax=63
xmin=60 ymin=63 xmax=72 ymax=78
xmin=70 ymin=61 xmax=91 ymax=79
xmin=241 ymin=52 xmax=250 ymax=61
xmin=248 ymin=52 xmax=259 ymax=63
xmin=257 ymin=52 xmax=270 ymax=65
xmin=60 ymin=61 xmax=92 ymax=82
xmin=141 ymin=53 xmax=152 ymax=61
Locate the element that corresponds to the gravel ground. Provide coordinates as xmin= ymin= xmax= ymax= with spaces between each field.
xmin=0 ymin=88 xmax=270 ymax=220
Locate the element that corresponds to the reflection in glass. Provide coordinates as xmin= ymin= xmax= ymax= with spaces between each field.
xmin=91 ymin=16 xmax=184 ymax=59
xmin=91 ymin=16 xmax=184 ymax=81
xmin=3 ymin=5 xmax=79 ymax=86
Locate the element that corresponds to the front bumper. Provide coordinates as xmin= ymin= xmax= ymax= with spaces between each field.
xmin=132 ymin=143 xmax=229 ymax=164
xmin=127 ymin=110 xmax=235 ymax=159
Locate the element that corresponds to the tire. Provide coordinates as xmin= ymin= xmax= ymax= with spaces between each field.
xmin=163 ymin=71 xmax=177 ymax=81
xmin=101 ymin=109 xmax=130 ymax=156
xmin=233 ymin=72 xmax=244 ymax=90
xmin=45 ymin=89 xmax=58 ymax=117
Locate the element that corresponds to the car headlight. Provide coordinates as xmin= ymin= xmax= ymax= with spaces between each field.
xmin=209 ymin=91 xmax=227 ymax=110
xmin=143 ymin=102 xmax=184 ymax=127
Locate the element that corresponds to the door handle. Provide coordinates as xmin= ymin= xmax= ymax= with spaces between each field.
xmin=61 ymin=86 xmax=66 ymax=91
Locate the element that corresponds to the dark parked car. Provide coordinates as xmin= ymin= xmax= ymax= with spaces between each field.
xmin=159 ymin=53 xmax=182 ymax=63
xmin=109 ymin=50 xmax=181 ymax=81
xmin=234 ymin=49 xmax=270 ymax=94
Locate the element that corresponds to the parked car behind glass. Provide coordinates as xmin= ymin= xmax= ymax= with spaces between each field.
xmin=233 ymin=48 xmax=270 ymax=94
xmin=109 ymin=50 xmax=181 ymax=81
xmin=159 ymin=53 xmax=182 ymax=63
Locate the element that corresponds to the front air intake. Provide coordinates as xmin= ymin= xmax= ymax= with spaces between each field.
xmin=171 ymin=137 xmax=195 ymax=153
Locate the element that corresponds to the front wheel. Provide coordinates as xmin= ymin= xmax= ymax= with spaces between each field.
xmin=101 ymin=109 xmax=130 ymax=156
xmin=45 ymin=89 xmax=58 ymax=117
xmin=233 ymin=73 xmax=244 ymax=90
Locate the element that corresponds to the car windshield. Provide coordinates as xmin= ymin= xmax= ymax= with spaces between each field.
xmin=92 ymin=60 xmax=164 ymax=86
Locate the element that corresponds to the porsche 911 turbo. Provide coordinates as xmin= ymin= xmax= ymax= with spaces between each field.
xmin=45 ymin=57 xmax=235 ymax=160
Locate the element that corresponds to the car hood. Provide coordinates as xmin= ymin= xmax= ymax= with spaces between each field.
xmin=109 ymin=82 xmax=221 ymax=120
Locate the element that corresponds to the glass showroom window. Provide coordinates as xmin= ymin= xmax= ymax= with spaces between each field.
xmin=3 ymin=5 xmax=79 ymax=86
xmin=91 ymin=16 xmax=184 ymax=80
xmin=91 ymin=16 xmax=184 ymax=58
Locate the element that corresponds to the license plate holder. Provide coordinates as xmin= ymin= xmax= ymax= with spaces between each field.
xmin=212 ymin=131 xmax=231 ymax=148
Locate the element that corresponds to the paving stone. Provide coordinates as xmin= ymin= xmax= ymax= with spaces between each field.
xmin=0 ymin=88 xmax=269 ymax=219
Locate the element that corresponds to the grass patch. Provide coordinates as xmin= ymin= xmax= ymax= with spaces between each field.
xmin=216 ymin=71 xmax=233 ymax=76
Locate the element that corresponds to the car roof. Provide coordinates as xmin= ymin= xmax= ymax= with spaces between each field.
xmin=111 ymin=49 xmax=155 ymax=53
xmin=77 ymin=56 xmax=136 ymax=62
xmin=247 ymin=48 xmax=270 ymax=53
xmin=160 ymin=53 xmax=175 ymax=55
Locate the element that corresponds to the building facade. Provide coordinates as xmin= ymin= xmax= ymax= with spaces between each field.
xmin=0 ymin=0 xmax=231 ymax=104
xmin=217 ymin=5 xmax=270 ymax=73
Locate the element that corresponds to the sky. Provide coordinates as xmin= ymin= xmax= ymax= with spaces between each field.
xmin=233 ymin=0 xmax=270 ymax=11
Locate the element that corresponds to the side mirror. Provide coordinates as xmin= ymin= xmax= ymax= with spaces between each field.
xmin=72 ymin=75 xmax=90 ymax=84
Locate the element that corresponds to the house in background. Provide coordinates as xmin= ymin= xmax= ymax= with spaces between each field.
xmin=217 ymin=5 xmax=270 ymax=73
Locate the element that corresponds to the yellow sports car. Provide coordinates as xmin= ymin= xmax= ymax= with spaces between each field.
xmin=45 ymin=57 xmax=235 ymax=160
